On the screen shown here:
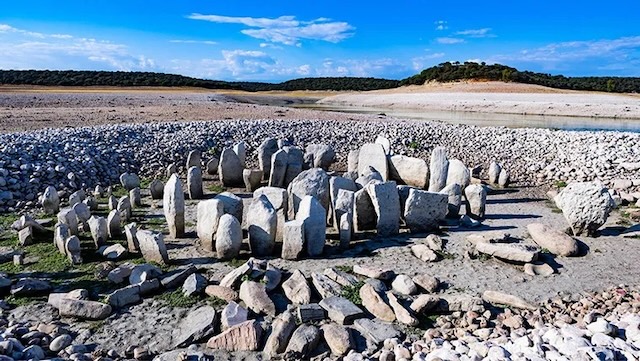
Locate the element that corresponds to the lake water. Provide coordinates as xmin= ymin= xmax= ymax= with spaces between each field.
xmin=292 ymin=104 xmax=640 ymax=133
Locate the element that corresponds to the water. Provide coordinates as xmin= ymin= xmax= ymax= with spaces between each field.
xmin=292 ymin=104 xmax=640 ymax=133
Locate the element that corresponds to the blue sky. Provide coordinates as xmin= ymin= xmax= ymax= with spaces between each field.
xmin=1 ymin=1 xmax=640 ymax=81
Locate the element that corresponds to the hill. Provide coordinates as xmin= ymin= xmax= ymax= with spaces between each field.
xmin=401 ymin=62 xmax=640 ymax=93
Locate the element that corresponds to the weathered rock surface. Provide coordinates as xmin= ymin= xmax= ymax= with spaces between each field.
xmin=527 ymin=223 xmax=579 ymax=256
xmin=554 ymin=182 xmax=615 ymax=236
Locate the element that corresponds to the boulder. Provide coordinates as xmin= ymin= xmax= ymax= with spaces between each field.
xmin=163 ymin=174 xmax=185 ymax=238
xmin=374 ymin=135 xmax=392 ymax=154
xmin=489 ymin=162 xmax=502 ymax=184
xmin=247 ymin=195 xmax=277 ymax=256
xmin=285 ymin=324 xmax=320 ymax=358
xmin=234 ymin=141 xmax=247 ymax=167
xmin=404 ymin=189 xmax=448 ymax=232
xmin=105 ymin=285 xmax=141 ymax=308
xmin=258 ymin=138 xmax=279 ymax=179
xmin=239 ymin=281 xmax=276 ymax=316
xmin=330 ymin=176 xmax=358 ymax=225
xmin=186 ymin=150 xmax=202 ymax=169
xmin=283 ymin=146 xmax=305 ymax=186
xmin=205 ymin=285 xmax=238 ymax=302
xmin=206 ymin=320 xmax=262 ymax=351
xmin=411 ymin=244 xmax=438 ymax=262
xmin=446 ymin=159 xmax=470 ymax=189
xmin=482 ymin=290 xmax=537 ymax=310
xmin=40 ymin=186 xmax=60 ymax=214
xmin=476 ymin=242 xmax=540 ymax=263
xmin=120 ymin=173 xmax=140 ymax=191
xmin=410 ymin=295 xmax=440 ymax=314
xmin=428 ymin=146 xmax=449 ymax=192
xmin=354 ymin=188 xmax=376 ymax=231
xmin=282 ymin=270 xmax=312 ymax=305
xmin=554 ymin=182 xmax=615 ymax=236
xmin=11 ymin=278 xmax=51 ymax=296
xmin=288 ymin=168 xmax=330 ymax=218
xmin=54 ymin=223 xmax=69 ymax=254
xmin=182 ymin=273 xmax=207 ymax=297
xmin=57 ymin=299 xmax=112 ymax=320
xmin=464 ymin=184 xmax=487 ymax=220
xmin=498 ymin=168 xmax=511 ymax=187
xmin=353 ymin=265 xmax=394 ymax=280
xmin=356 ymin=166 xmax=384 ymax=189
xmin=386 ymin=291 xmax=418 ymax=326
xmin=264 ymin=311 xmax=296 ymax=357
xmin=99 ymin=244 xmax=127 ymax=260
xmin=389 ymin=155 xmax=429 ymax=188
xmin=296 ymin=195 xmax=326 ymax=257
xmin=88 ymin=216 xmax=108 ymax=247
xmin=187 ymin=166 xmax=203 ymax=200
xmin=137 ymin=230 xmax=169 ymax=265
xmin=311 ymin=272 xmax=342 ymax=299
xmin=321 ymin=323 xmax=353 ymax=356
xmin=173 ymin=305 xmax=218 ymax=347
xmin=319 ymin=296 xmax=364 ymax=325
xmin=220 ymin=301 xmax=248 ymax=330
xmin=359 ymin=283 xmax=395 ymax=322
xmin=124 ymin=223 xmax=139 ymax=252
xmin=149 ymin=179 xmax=164 ymax=200
xmin=214 ymin=192 xmax=244 ymax=224
xmin=358 ymin=143 xmax=388 ymax=181
xmin=58 ymin=208 xmax=78 ymax=236
xmin=304 ymin=144 xmax=336 ymax=170
xmin=347 ymin=149 xmax=359 ymax=172
xmin=218 ymin=148 xmax=244 ymax=187
xmin=269 ymin=149 xmax=288 ymax=188
xmin=254 ymin=187 xmax=288 ymax=241
xmin=243 ymin=169 xmax=263 ymax=192
xmin=440 ymin=183 xmax=462 ymax=218
xmin=65 ymin=236 xmax=83 ymax=264
xmin=215 ymin=214 xmax=242 ymax=260
xmin=323 ymin=267 xmax=358 ymax=287
xmin=413 ymin=274 xmax=440 ymax=293
xmin=366 ymin=181 xmax=401 ymax=236
xmin=129 ymin=187 xmax=142 ymax=208
xmin=391 ymin=274 xmax=418 ymax=295
xmin=206 ymin=158 xmax=219 ymax=175
xmin=524 ymin=262 xmax=554 ymax=276
xmin=282 ymin=219 xmax=305 ymax=260
xmin=527 ymin=223 xmax=579 ymax=256
xmin=196 ymin=199 xmax=224 ymax=252
xmin=117 ymin=196 xmax=132 ymax=222
xmin=353 ymin=318 xmax=401 ymax=345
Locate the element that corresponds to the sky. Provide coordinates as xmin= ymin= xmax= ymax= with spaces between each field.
xmin=1 ymin=1 xmax=640 ymax=82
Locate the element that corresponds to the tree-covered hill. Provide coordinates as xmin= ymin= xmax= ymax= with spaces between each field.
xmin=401 ymin=62 xmax=640 ymax=93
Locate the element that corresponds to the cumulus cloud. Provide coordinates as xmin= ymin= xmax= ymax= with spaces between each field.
xmin=187 ymin=13 xmax=354 ymax=46
xmin=436 ymin=37 xmax=465 ymax=45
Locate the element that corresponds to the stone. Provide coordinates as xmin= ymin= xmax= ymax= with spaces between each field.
xmin=215 ymin=214 xmax=242 ymax=260
xmin=254 ymin=187 xmax=288 ymax=241
xmin=524 ymin=262 xmax=554 ymax=276
xmin=353 ymin=265 xmax=394 ymax=280
xmin=187 ymin=166 xmax=203 ymax=200
xmin=186 ymin=150 xmax=202 ymax=169
xmin=297 ymin=304 xmax=326 ymax=323
xmin=117 ymin=196 xmax=132 ymax=221
xmin=353 ymin=318 xmax=401 ymax=345
xmin=282 ymin=270 xmax=312 ymax=305
xmin=322 ymin=323 xmax=352 ymax=356
xmin=354 ymin=187 xmax=376 ymax=231
xmin=173 ymin=305 xmax=217 ymax=347
xmin=440 ymin=183 xmax=462 ymax=218
xmin=446 ymin=159 xmax=471 ymax=189
xmin=206 ymin=158 xmax=219 ymax=175
xmin=347 ymin=149 xmax=359 ymax=172
xmin=282 ymin=220 xmax=305 ymax=260
xmin=339 ymin=213 xmax=353 ymax=249
xmin=358 ymin=143 xmax=388 ymax=181
xmin=40 ymin=186 xmax=60 ymax=214
xmin=108 ymin=195 xmax=118 ymax=210
xmin=498 ymin=168 xmax=511 ymax=187
xmin=554 ymin=182 xmax=615 ymax=236
xmin=359 ymin=283 xmax=395 ymax=322
xmin=386 ymin=292 xmax=419 ymax=326
xmin=330 ymin=176 xmax=358 ymax=225
xmin=129 ymin=263 xmax=162 ymax=285
xmin=105 ymin=285 xmax=141 ymax=308
xmin=182 ymin=273 xmax=207 ymax=297
xmin=149 ymin=179 xmax=164 ymax=200
xmin=296 ymin=195 xmax=326 ymax=257
xmin=65 ymin=236 xmax=83 ymax=264
xmin=243 ymin=169 xmax=263 ymax=191
xmin=233 ymin=141 xmax=247 ymax=167
xmin=47 ymin=289 xmax=89 ymax=308
xmin=283 ymin=146 xmax=305 ymax=185
xmin=412 ymin=274 xmax=439 ymax=293
xmin=239 ymin=280 xmax=276 ymax=316
xmin=429 ymin=147 xmax=449 ymax=192
xmin=108 ymin=263 xmax=136 ymax=284
xmin=58 ymin=208 xmax=79 ymax=235
xmin=219 ymin=259 xmax=252 ymax=288
xmin=391 ymin=275 xmax=418 ymax=295
xmin=410 ymin=295 xmax=440 ymax=314
xmin=196 ymin=199 xmax=224 ymax=252
xmin=527 ymin=223 xmax=579 ymax=256
xmin=411 ymin=244 xmax=438 ymax=262
xmin=219 ymin=148 xmax=244 ymax=186
xmin=285 ymin=324 xmax=321 ymax=358
xmin=324 ymin=267 xmax=358 ymax=287
xmin=220 ymin=301 xmax=248 ymax=330
xmin=159 ymin=264 xmax=197 ymax=288
xmin=11 ymin=278 xmax=51 ymax=296
xmin=94 ymin=185 xmax=105 ymax=198
xmin=464 ymin=184 xmax=487 ymax=220
xmin=434 ymin=294 xmax=485 ymax=313
xmin=124 ymin=223 xmax=139 ymax=253
xmin=54 ymin=223 xmax=70 ymax=254
xmin=73 ymin=202 xmax=91 ymax=225
xmin=319 ymin=296 xmax=365 ymax=324
xmin=166 ymin=164 xmax=177 ymax=178
xmin=311 ymin=272 xmax=342 ymax=299
xmin=466 ymin=231 xmax=511 ymax=245
xmin=57 ymin=299 xmax=112 ymax=320
xmin=426 ymin=234 xmax=444 ymax=251
xmin=269 ymin=149 xmax=288 ymax=188
xmin=214 ymin=191 xmax=244 ymax=224
xmin=18 ymin=226 xmax=32 ymax=246
xmin=389 ymin=155 xmax=429 ymax=188
xmin=366 ymin=181 xmax=400 ymax=236
xmin=206 ymin=320 xmax=262 ymax=351
xmin=374 ymin=134 xmax=392 ymax=154
xmin=258 ymin=138 xmax=279 ymax=179
xmin=288 ymin=168 xmax=330 ymax=218
xmin=50 ymin=334 xmax=73 ymax=352
xmin=247 ymin=195 xmax=277 ymax=256
xmin=404 ymin=189 xmax=448 ymax=232
xmin=482 ymin=290 xmax=537 ymax=310
xmin=129 ymin=187 xmax=142 ymax=208
xmin=264 ymin=263 xmax=283 ymax=292
xmin=489 ymin=162 xmax=502 ymax=184
xmin=88 ymin=216 xmax=108 ymax=247
xmin=476 ymin=242 xmax=540 ymax=263
xmin=305 ymin=144 xmax=336 ymax=170
xmin=264 ymin=310 xmax=297 ymax=357
xmin=120 ymin=172 xmax=140 ymax=191
xmin=163 ymin=174 xmax=185 ymax=238
xmin=99 ymin=244 xmax=127 ymax=260
xmin=68 ymin=190 xmax=85 ymax=206
xmin=356 ymin=166 xmax=384 ymax=189
xmin=205 ymin=285 xmax=238 ymax=301
xmin=84 ymin=195 xmax=98 ymax=211
xmin=137 ymin=230 xmax=169 ymax=265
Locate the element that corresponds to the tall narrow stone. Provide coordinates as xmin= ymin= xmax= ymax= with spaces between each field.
xmin=488 ymin=161 xmax=501 ymax=184
xmin=269 ymin=150 xmax=288 ymax=188
xmin=283 ymin=146 xmax=304 ymax=186
xmin=247 ymin=195 xmax=277 ymax=256
xmin=358 ymin=143 xmax=388 ymax=181
xmin=347 ymin=149 xmax=360 ymax=172
xmin=233 ymin=141 xmax=247 ymax=168
xmin=149 ymin=179 xmax=164 ymax=200
xmin=163 ymin=174 xmax=185 ymax=238
xmin=65 ymin=236 xmax=83 ymax=264
xmin=465 ymin=184 xmax=487 ymax=220
xmin=117 ymin=196 xmax=131 ymax=222
xmin=137 ymin=230 xmax=170 ymax=265
xmin=296 ymin=195 xmax=326 ymax=257
xmin=258 ymin=138 xmax=279 ymax=180
xmin=187 ymin=166 xmax=203 ymax=200
xmin=216 ymin=214 xmax=242 ymax=260
xmin=354 ymin=188 xmax=376 ymax=232
xmin=219 ymin=148 xmax=244 ymax=187
xmin=329 ymin=177 xmax=358 ymax=229
xmin=129 ymin=188 xmax=142 ymax=208
xmin=107 ymin=209 xmax=121 ymax=238
xmin=440 ymin=183 xmax=462 ymax=218
xmin=254 ymin=187 xmax=288 ymax=242
xmin=58 ymin=209 xmax=78 ymax=236
xmin=197 ymin=199 xmax=224 ymax=252
xmin=88 ymin=216 xmax=108 ymax=248
xmin=446 ymin=159 xmax=471 ymax=190
xmin=282 ymin=220 xmax=305 ymax=260
xmin=366 ymin=181 xmax=400 ymax=236
xmin=40 ymin=186 xmax=60 ymax=215
xmin=186 ymin=150 xmax=202 ymax=169
xmin=428 ymin=146 xmax=449 ymax=192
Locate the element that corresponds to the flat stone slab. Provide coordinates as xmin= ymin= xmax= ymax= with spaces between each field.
xmin=353 ymin=318 xmax=401 ymax=345
xmin=476 ymin=242 xmax=540 ymax=263
xmin=319 ymin=296 xmax=365 ymax=325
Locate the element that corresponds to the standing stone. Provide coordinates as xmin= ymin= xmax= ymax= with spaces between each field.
xmin=68 ymin=190 xmax=84 ymax=207
xmin=107 ymin=210 xmax=121 ymax=238
xmin=335 ymin=190 xmax=354 ymax=248
xmin=58 ymin=209 xmax=78 ymax=236
xmin=18 ymin=227 xmax=32 ymax=246
xmin=269 ymin=150 xmax=288 ymax=188
xmin=215 ymin=192 xmax=244 ymax=223
xmin=282 ymin=270 xmax=312 ymax=305
xmin=254 ymin=187 xmax=288 ymax=241
xmin=285 ymin=324 xmax=321 ymax=358
xmin=117 ymin=196 xmax=131 ymax=222
xmin=264 ymin=311 xmax=297 ymax=357
xmin=429 ymin=147 xmax=449 ymax=192
xmin=388 ymin=155 xmax=429 ymax=189
xmin=65 ymin=236 xmax=83 ymax=264
xmin=489 ymin=162 xmax=502 ymax=184
xmin=282 ymin=220 xmax=305 ymax=260
xmin=404 ymin=189 xmax=448 ymax=232
xmin=40 ymin=186 xmax=60 ymax=215
xmin=234 ymin=141 xmax=247 ymax=168
xmin=499 ymin=168 xmax=511 ymax=187
xmin=465 ymin=184 xmax=487 ymax=220
xmin=216 ymin=214 xmax=242 ymax=260
xmin=366 ymin=181 xmax=401 ymax=236
xmin=347 ymin=149 xmax=360 ymax=172
xmin=84 ymin=195 xmax=98 ymax=211
xmin=554 ymin=182 xmax=615 ymax=236
xmin=247 ymin=195 xmax=277 ymax=256
xmin=72 ymin=202 xmax=91 ymax=224
xmin=149 ymin=179 xmax=164 ymax=200
xmin=187 ymin=167 xmax=203 ymax=200
xmin=88 ymin=216 xmax=108 ymax=247
xmin=283 ymin=146 xmax=305 ymax=186
xmin=258 ymin=138 xmax=279 ymax=180
xmin=206 ymin=158 xmax=219 ymax=175
xmin=288 ymin=168 xmax=330 ymax=219
xmin=94 ymin=185 xmax=105 ymax=198
xmin=163 ymin=174 xmax=185 ymax=238
xmin=304 ymin=144 xmax=336 ymax=170
xmin=124 ymin=223 xmax=139 ymax=252
xmin=440 ymin=183 xmax=462 ymax=218
xmin=186 ymin=150 xmax=202 ymax=169
xmin=296 ymin=196 xmax=326 ymax=257
xmin=54 ymin=223 xmax=70 ymax=255
xmin=120 ymin=173 xmax=140 ymax=191
xmin=196 ymin=199 xmax=224 ymax=251
xmin=243 ymin=169 xmax=263 ymax=192
xmin=129 ymin=188 xmax=142 ymax=208
xmin=354 ymin=188 xmax=376 ymax=232
xmin=137 ymin=230 xmax=169 ymax=265
xmin=166 ymin=164 xmax=177 ymax=179
xmin=375 ymin=135 xmax=392 ymax=155
xmin=358 ymin=143 xmax=388 ymax=181
xmin=330 ymin=176 xmax=358 ymax=227
xmin=108 ymin=195 xmax=117 ymax=211
xmin=356 ymin=166 xmax=384 ymax=188
xmin=446 ymin=159 xmax=471 ymax=189
xmin=219 ymin=148 xmax=244 ymax=187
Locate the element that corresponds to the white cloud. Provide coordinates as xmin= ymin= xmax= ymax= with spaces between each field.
xmin=412 ymin=52 xmax=446 ymax=70
xmin=436 ymin=37 xmax=465 ymax=45
xmin=455 ymin=28 xmax=494 ymax=38
xmin=170 ymin=39 xmax=217 ymax=45
xmin=187 ymin=13 xmax=354 ymax=46
xmin=434 ymin=20 xmax=448 ymax=31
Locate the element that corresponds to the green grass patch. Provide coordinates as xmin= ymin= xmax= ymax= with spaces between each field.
xmin=408 ymin=141 xmax=420 ymax=150
xmin=476 ymin=253 xmax=492 ymax=261
xmin=110 ymin=185 xmax=128 ymax=198
xmin=139 ymin=178 xmax=152 ymax=189
xmin=0 ymin=213 xmax=19 ymax=232
xmin=540 ymin=248 xmax=551 ymax=254
xmin=334 ymin=265 xmax=353 ymax=274
xmin=206 ymin=184 xmax=226 ymax=194
xmin=554 ymin=180 xmax=567 ymax=188
xmin=226 ymin=258 xmax=246 ymax=268
xmin=156 ymin=289 xmax=203 ymax=308
xmin=435 ymin=250 xmax=456 ymax=260
xmin=341 ymin=281 xmax=365 ymax=306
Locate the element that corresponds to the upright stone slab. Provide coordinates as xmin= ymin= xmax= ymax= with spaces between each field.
xmin=120 ymin=173 xmax=140 ymax=191
xmin=233 ymin=141 xmax=247 ymax=168
xmin=65 ymin=236 xmax=83 ymax=264
xmin=108 ymin=195 xmax=117 ymax=211
xmin=499 ymin=168 xmax=511 ymax=187
xmin=388 ymin=155 xmax=429 ymax=189
xmin=269 ymin=150 xmax=288 ymax=188
xmin=107 ymin=209 xmax=121 ymax=238
xmin=186 ymin=150 xmax=202 ymax=169
xmin=304 ymin=144 xmax=336 ymax=170
xmin=206 ymin=158 xmax=219 ymax=175
xmin=254 ymin=187 xmax=288 ymax=242
xmin=356 ymin=166 xmax=384 ymax=189
xmin=339 ymin=213 xmax=353 ymax=249
xmin=214 ymin=192 xmax=244 ymax=224
xmin=464 ymin=184 xmax=487 ymax=220
xmin=57 ymin=209 xmax=78 ymax=236
xmin=296 ymin=195 xmax=326 ymax=257
xmin=149 ymin=179 xmax=164 ymax=200
xmin=375 ymin=135 xmax=392 ymax=155
xmin=40 ymin=186 xmax=60 ymax=215
xmin=354 ymin=188 xmax=377 ymax=232
xmin=187 ymin=166 xmax=203 ymax=200
xmin=258 ymin=138 xmax=279 ymax=180
xmin=283 ymin=146 xmax=304 ymax=186
xmin=54 ymin=223 xmax=70 ymax=255
xmin=117 ymin=196 xmax=131 ymax=222
xmin=88 ymin=216 xmax=108 ymax=247
xmin=347 ymin=149 xmax=360 ymax=172
xmin=72 ymin=202 xmax=91 ymax=224
xmin=218 ymin=148 xmax=244 ymax=187
xmin=166 ymin=164 xmax=176 ymax=179
xmin=428 ymin=147 xmax=449 ymax=192
xmin=329 ymin=176 xmax=358 ymax=228
xmin=68 ymin=191 xmax=83 ymax=207
xmin=404 ymin=189 xmax=448 ymax=232
xmin=282 ymin=220 xmax=305 ymax=260
xmin=446 ymin=159 xmax=471 ymax=189
xmin=93 ymin=185 xmax=105 ymax=198
xmin=358 ymin=143 xmax=388 ymax=181
xmin=137 ymin=230 xmax=169 ymax=265
xmin=129 ymin=188 xmax=142 ymax=208
xmin=196 ymin=199 xmax=224 ymax=252
xmin=488 ymin=162 xmax=502 ymax=184
xmin=440 ymin=183 xmax=462 ymax=218
xmin=163 ymin=174 xmax=185 ymax=238
xmin=366 ymin=181 xmax=401 ymax=236
xmin=247 ymin=195 xmax=277 ymax=256
xmin=124 ymin=223 xmax=139 ymax=252
xmin=243 ymin=169 xmax=263 ymax=192
xmin=287 ymin=168 xmax=330 ymax=219
xmin=216 ymin=214 xmax=242 ymax=260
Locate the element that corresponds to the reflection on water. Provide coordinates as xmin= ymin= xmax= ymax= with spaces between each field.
xmin=292 ymin=104 xmax=640 ymax=133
